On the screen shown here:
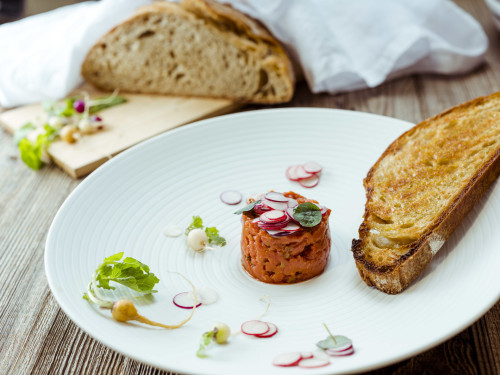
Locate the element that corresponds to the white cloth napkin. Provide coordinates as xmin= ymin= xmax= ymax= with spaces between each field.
xmin=0 ymin=0 xmax=488 ymax=107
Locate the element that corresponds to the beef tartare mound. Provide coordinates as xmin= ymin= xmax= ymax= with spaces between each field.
xmin=239 ymin=191 xmax=331 ymax=284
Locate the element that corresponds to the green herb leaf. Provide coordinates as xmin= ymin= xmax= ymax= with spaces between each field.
xmin=234 ymin=200 xmax=260 ymax=215
xmin=196 ymin=330 xmax=215 ymax=358
xmin=18 ymin=135 xmax=49 ymax=171
xmin=93 ymin=252 xmax=159 ymax=294
xmin=293 ymin=202 xmax=322 ymax=227
xmin=316 ymin=335 xmax=352 ymax=350
xmin=13 ymin=122 xmax=36 ymax=145
xmin=205 ymin=227 xmax=226 ymax=246
xmin=57 ymin=98 xmax=76 ymax=117
xmin=89 ymin=96 xmax=126 ymax=114
xmin=185 ymin=216 xmax=204 ymax=235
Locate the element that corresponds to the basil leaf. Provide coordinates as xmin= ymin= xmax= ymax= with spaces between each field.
xmin=205 ymin=227 xmax=226 ymax=246
xmin=89 ymin=96 xmax=126 ymax=114
xmin=185 ymin=216 xmax=204 ymax=235
xmin=234 ymin=200 xmax=260 ymax=215
xmin=293 ymin=202 xmax=322 ymax=227
xmin=13 ymin=122 xmax=36 ymax=145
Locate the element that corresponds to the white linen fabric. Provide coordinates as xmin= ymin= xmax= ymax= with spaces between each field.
xmin=0 ymin=0 xmax=488 ymax=107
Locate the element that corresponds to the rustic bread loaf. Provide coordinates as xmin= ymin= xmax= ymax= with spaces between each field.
xmin=352 ymin=92 xmax=500 ymax=294
xmin=81 ymin=0 xmax=294 ymax=104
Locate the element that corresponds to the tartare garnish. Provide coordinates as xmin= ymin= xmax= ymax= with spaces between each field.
xmin=185 ymin=216 xmax=226 ymax=251
xmin=286 ymin=161 xmax=323 ymax=188
xmin=235 ymin=191 xmax=328 ymax=237
xmin=15 ymin=92 xmax=126 ymax=170
xmin=83 ymin=252 xmax=196 ymax=329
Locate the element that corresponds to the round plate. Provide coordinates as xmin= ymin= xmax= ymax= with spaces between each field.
xmin=45 ymin=108 xmax=500 ymax=374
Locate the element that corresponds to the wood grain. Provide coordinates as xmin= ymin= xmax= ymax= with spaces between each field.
xmin=0 ymin=0 xmax=498 ymax=374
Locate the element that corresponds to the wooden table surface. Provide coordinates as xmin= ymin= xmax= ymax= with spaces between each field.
xmin=0 ymin=0 xmax=498 ymax=374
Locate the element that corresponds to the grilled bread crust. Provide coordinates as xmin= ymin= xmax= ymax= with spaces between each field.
xmin=352 ymin=93 xmax=500 ymax=294
xmin=81 ymin=0 xmax=294 ymax=104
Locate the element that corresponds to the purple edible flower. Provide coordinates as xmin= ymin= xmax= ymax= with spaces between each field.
xmin=73 ymin=100 xmax=85 ymax=113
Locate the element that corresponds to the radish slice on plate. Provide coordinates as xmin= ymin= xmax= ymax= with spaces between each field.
xmin=299 ymin=175 xmax=320 ymax=188
xmin=252 ymin=217 xmax=260 ymax=223
xmin=326 ymin=347 xmax=355 ymax=356
xmin=298 ymin=358 xmax=330 ymax=368
xmin=258 ymin=219 xmax=289 ymax=230
xmin=272 ymin=352 xmax=302 ymax=367
xmin=187 ymin=287 xmax=218 ymax=305
xmin=263 ymin=199 xmax=288 ymax=211
xmin=280 ymin=223 xmax=300 ymax=232
xmin=241 ymin=320 xmax=270 ymax=336
xmin=300 ymin=352 xmax=314 ymax=359
xmin=265 ymin=192 xmax=288 ymax=203
xmin=220 ymin=190 xmax=242 ymax=205
xmin=256 ymin=322 xmax=278 ymax=338
xmin=285 ymin=165 xmax=301 ymax=181
xmin=260 ymin=210 xmax=288 ymax=223
xmin=287 ymin=198 xmax=299 ymax=208
xmin=173 ymin=292 xmax=202 ymax=309
xmin=295 ymin=165 xmax=314 ymax=180
xmin=302 ymin=161 xmax=322 ymax=174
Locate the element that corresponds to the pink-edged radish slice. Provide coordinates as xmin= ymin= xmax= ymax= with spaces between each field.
xmin=258 ymin=219 xmax=289 ymax=231
xmin=287 ymin=198 xmax=299 ymax=208
xmin=299 ymin=175 xmax=320 ymax=188
xmin=254 ymin=203 xmax=271 ymax=214
xmin=173 ymin=292 xmax=202 ymax=309
xmin=272 ymin=352 xmax=302 ymax=367
xmin=298 ymin=358 xmax=330 ymax=368
xmin=260 ymin=210 xmax=288 ymax=223
xmin=295 ymin=165 xmax=314 ymax=180
xmin=286 ymin=207 xmax=297 ymax=220
xmin=255 ymin=323 xmax=278 ymax=338
xmin=220 ymin=190 xmax=242 ymax=205
xmin=300 ymin=352 xmax=314 ymax=359
xmin=187 ymin=287 xmax=218 ymax=305
xmin=266 ymin=230 xmax=289 ymax=237
xmin=280 ymin=223 xmax=301 ymax=232
xmin=265 ymin=192 xmax=288 ymax=203
xmin=285 ymin=165 xmax=301 ymax=181
xmin=241 ymin=320 xmax=270 ymax=336
xmin=263 ymin=199 xmax=288 ymax=211
xmin=252 ymin=217 xmax=260 ymax=223
xmin=326 ymin=347 xmax=355 ymax=357
xmin=302 ymin=161 xmax=322 ymax=174
xmin=317 ymin=205 xmax=327 ymax=215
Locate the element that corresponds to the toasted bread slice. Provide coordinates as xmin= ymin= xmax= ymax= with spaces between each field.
xmin=352 ymin=93 xmax=500 ymax=294
xmin=81 ymin=0 xmax=294 ymax=104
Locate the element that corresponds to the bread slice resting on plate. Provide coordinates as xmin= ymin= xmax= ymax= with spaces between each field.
xmin=352 ymin=92 xmax=500 ymax=294
xmin=81 ymin=0 xmax=295 ymax=104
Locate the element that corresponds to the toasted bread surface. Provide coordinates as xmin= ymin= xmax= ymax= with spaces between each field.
xmin=352 ymin=92 xmax=500 ymax=294
xmin=81 ymin=0 xmax=294 ymax=104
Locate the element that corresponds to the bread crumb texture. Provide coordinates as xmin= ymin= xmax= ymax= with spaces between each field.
xmin=353 ymin=92 xmax=500 ymax=293
xmin=81 ymin=0 xmax=294 ymax=104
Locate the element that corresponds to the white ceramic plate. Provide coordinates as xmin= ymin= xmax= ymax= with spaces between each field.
xmin=45 ymin=108 xmax=500 ymax=374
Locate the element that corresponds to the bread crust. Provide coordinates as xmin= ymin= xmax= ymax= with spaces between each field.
xmin=352 ymin=92 xmax=500 ymax=294
xmin=81 ymin=0 xmax=295 ymax=104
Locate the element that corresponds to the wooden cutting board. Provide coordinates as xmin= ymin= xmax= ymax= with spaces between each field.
xmin=0 ymin=84 xmax=241 ymax=178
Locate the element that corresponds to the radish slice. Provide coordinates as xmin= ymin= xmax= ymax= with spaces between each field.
xmin=254 ymin=203 xmax=271 ymax=214
xmin=260 ymin=210 xmax=288 ymax=223
xmin=298 ymin=358 xmax=330 ymax=368
xmin=272 ymin=352 xmax=302 ymax=367
xmin=241 ymin=320 xmax=270 ymax=336
xmin=266 ymin=230 xmax=289 ymax=237
xmin=173 ymin=292 xmax=202 ymax=309
xmin=280 ymin=223 xmax=300 ymax=232
xmin=299 ymin=175 xmax=320 ymax=188
xmin=258 ymin=219 xmax=289 ymax=230
xmin=163 ymin=225 xmax=183 ymax=237
xmin=326 ymin=343 xmax=353 ymax=353
xmin=326 ymin=347 xmax=355 ymax=356
xmin=303 ymin=161 xmax=322 ymax=174
xmin=263 ymin=199 xmax=288 ymax=211
xmin=256 ymin=322 xmax=278 ymax=338
xmin=295 ymin=165 xmax=314 ymax=180
xmin=287 ymin=198 xmax=299 ymax=208
xmin=301 ymin=352 xmax=314 ymax=359
xmin=286 ymin=165 xmax=301 ymax=181
xmin=220 ymin=190 xmax=242 ymax=205
xmin=265 ymin=192 xmax=288 ymax=203
xmin=252 ymin=217 xmax=260 ymax=223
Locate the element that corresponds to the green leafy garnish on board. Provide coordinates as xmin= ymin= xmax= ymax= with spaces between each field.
xmin=234 ymin=200 xmax=260 ymax=215
xmin=83 ymin=252 xmax=159 ymax=301
xmin=293 ymin=202 xmax=322 ymax=227
xmin=205 ymin=227 xmax=226 ymax=246
xmin=196 ymin=330 xmax=215 ymax=358
xmin=15 ymin=92 xmax=126 ymax=171
xmin=185 ymin=216 xmax=226 ymax=247
xmin=185 ymin=216 xmax=204 ymax=235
